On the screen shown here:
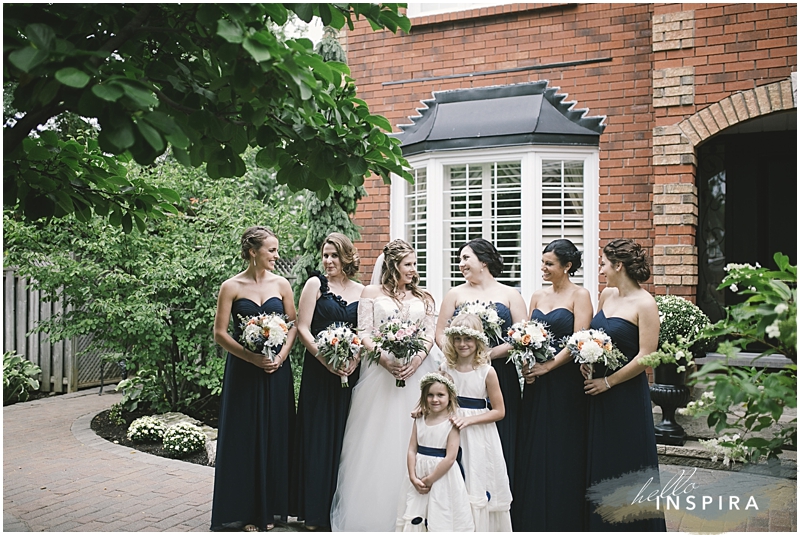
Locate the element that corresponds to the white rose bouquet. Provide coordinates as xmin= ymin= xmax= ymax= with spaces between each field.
xmin=362 ymin=316 xmax=428 ymax=387
xmin=315 ymin=323 xmax=362 ymax=387
xmin=453 ymin=300 xmax=504 ymax=340
xmin=565 ymin=328 xmax=627 ymax=379
xmin=504 ymin=319 xmax=556 ymax=370
xmin=238 ymin=312 xmax=294 ymax=361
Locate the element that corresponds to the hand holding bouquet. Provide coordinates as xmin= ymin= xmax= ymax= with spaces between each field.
xmin=505 ymin=319 xmax=556 ymax=371
xmin=565 ymin=329 xmax=627 ymax=379
xmin=315 ymin=323 xmax=361 ymax=387
xmin=453 ymin=300 xmax=505 ymax=340
xmin=362 ymin=316 xmax=428 ymax=387
xmin=238 ymin=312 xmax=294 ymax=362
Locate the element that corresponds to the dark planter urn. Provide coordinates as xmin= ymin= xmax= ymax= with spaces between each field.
xmin=649 ymin=361 xmax=691 ymax=446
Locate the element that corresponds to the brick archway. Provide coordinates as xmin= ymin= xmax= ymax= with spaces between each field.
xmin=651 ymin=78 xmax=796 ymax=298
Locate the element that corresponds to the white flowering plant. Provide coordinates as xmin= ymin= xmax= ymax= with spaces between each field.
xmin=637 ymin=336 xmax=695 ymax=372
xmin=126 ymin=416 xmax=166 ymax=443
xmin=453 ymin=301 xmax=504 ymax=340
xmin=362 ymin=315 xmax=428 ymax=387
xmin=238 ymin=312 xmax=294 ymax=361
xmin=699 ymin=434 xmax=751 ymax=467
xmin=688 ymin=252 xmax=797 ymax=464
xmin=315 ymin=323 xmax=361 ymax=387
xmin=655 ymin=295 xmax=712 ymax=354
xmin=565 ymin=329 xmax=627 ymax=379
xmin=162 ymin=422 xmax=206 ymax=457
xmin=504 ymin=319 xmax=556 ymax=370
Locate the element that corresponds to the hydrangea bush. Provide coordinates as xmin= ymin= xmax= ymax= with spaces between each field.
xmin=126 ymin=416 xmax=166 ymax=443
xmin=162 ymin=422 xmax=206 ymax=457
xmin=656 ymin=295 xmax=711 ymax=350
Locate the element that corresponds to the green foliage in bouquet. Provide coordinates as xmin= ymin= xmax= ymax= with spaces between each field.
xmin=3 ymin=351 xmax=41 ymax=405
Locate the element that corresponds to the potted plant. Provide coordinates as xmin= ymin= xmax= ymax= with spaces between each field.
xmin=640 ymin=295 xmax=711 ymax=445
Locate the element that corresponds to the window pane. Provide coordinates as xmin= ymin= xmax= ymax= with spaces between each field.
xmin=405 ymin=167 xmax=427 ymax=285
xmin=541 ymin=160 xmax=585 ymax=286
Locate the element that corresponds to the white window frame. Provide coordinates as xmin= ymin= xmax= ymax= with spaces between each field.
xmin=406 ymin=2 xmax=516 ymax=19
xmin=391 ymin=145 xmax=599 ymax=309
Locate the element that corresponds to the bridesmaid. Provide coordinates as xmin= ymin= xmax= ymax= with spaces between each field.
xmin=582 ymin=239 xmax=666 ymax=531
xmin=290 ymin=233 xmax=363 ymax=531
xmin=435 ymin=238 xmax=527 ymax=490
xmin=512 ymin=239 xmax=593 ymax=531
xmin=211 ymin=226 xmax=298 ymax=532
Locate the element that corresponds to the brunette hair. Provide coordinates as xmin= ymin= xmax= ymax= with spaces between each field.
xmin=381 ymin=239 xmax=433 ymax=312
xmin=543 ymin=239 xmax=582 ymax=275
xmin=458 ymin=239 xmax=504 ymax=278
xmin=603 ymin=239 xmax=651 ymax=282
xmin=322 ymin=232 xmax=361 ymax=278
xmin=442 ymin=314 xmax=489 ymax=368
xmin=240 ymin=226 xmax=277 ymax=261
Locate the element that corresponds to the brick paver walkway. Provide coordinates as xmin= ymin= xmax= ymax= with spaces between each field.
xmin=4 ymin=387 xmax=796 ymax=532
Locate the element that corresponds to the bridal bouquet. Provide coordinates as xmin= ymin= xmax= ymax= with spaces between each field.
xmin=565 ymin=329 xmax=627 ymax=379
xmin=238 ymin=312 xmax=294 ymax=362
xmin=505 ymin=319 xmax=556 ymax=370
xmin=315 ymin=323 xmax=362 ymax=387
xmin=362 ymin=316 xmax=428 ymax=387
xmin=453 ymin=300 xmax=504 ymax=340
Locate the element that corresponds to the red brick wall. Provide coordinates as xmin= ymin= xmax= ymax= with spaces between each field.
xmin=345 ymin=3 xmax=796 ymax=291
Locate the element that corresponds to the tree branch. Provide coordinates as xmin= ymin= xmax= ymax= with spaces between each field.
xmin=3 ymin=102 xmax=66 ymax=157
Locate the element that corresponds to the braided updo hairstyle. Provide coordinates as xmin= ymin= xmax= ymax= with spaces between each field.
xmin=458 ymin=238 xmax=504 ymax=278
xmin=322 ymin=232 xmax=361 ymax=278
xmin=240 ymin=226 xmax=277 ymax=261
xmin=381 ymin=239 xmax=433 ymax=312
xmin=543 ymin=239 xmax=582 ymax=276
xmin=603 ymin=239 xmax=651 ymax=282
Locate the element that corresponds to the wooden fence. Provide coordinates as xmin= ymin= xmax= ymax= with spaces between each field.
xmin=3 ymin=268 xmax=122 ymax=393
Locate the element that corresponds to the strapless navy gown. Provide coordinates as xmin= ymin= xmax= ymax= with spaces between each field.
xmin=488 ymin=302 xmax=520 ymax=492
xmin=289 ymin=273 xmax=360 ymax=528
xmin=585 ymin=310 xmax=666 ymax=531
xmin=211 ymin=297 xmax=296 ymax=531
xmin=512 ymin=308 xmax=587 ymax=531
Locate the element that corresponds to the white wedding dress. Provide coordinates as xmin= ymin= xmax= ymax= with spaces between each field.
xmin=330 ymin=295 xmax=439 ymax=532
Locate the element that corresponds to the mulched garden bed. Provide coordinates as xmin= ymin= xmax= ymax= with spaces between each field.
xmin=91 ymin=400 xmax=220 ymax=467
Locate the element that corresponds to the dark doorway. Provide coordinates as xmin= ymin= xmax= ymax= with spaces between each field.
xmin=697 ymin=112 xmax=797 ymax=323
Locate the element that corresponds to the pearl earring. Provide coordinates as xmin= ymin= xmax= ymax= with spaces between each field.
xmin=564 ymin=269 xmax=568 ymax=274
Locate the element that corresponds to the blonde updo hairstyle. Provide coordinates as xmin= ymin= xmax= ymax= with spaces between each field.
xmin=443 ymin=314 xmax=489 ymax=368
xmin=240 ymin=226 xmax=277 ymax=262
xmin=380 ymin=239 xmax=433 ymax=313
xmin=322 ymin=232 xmax=361 ymax=278
xmin=603 ymin=238 xmax=651 ymax=282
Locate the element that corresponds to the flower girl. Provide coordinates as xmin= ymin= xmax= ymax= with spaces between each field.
xmin=442 ymin=314 xmax=513 ymax=531
xmin=396 ymin=373 xmax=474 ymax=532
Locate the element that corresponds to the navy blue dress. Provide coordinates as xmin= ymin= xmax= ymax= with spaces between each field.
xmin=211 ymin=297 xmax=296 ymax=531
xmin=488 ymin=302 xmax=520 ymax=492
xmin=289 ymin=273 xmax=359 ymax=528
xmin=512 ymin=308 xmax=587 ymax=531
xmin=585 ymin=310 xmax=666 ymax=531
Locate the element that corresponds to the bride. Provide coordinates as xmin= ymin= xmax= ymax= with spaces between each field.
xmin=330 ymin=239 xmax=439 ymax=532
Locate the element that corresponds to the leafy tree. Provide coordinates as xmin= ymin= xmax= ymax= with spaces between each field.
xmin=4 ymin=3 xmax=412 ymax=228
xmin=291 ymin=26 xmax=366 ymax=297
xmin=3 ymin=156 xmax=305 ymax=412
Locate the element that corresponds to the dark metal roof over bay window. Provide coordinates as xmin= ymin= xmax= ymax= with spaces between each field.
xmin=396 ymin=81 xmax=606 ymax=156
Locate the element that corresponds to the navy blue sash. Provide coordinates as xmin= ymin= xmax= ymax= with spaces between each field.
xmin=457 ymin=395 xmax=491 ymax=410
xmin=417 ymin=445 xmax=465 ymax=480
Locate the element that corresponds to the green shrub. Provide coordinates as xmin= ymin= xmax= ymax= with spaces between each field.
xmin=656 ymin=295 xmax=711 ymax=351
xmin=3 ymin=351 xmax=41 ymax=405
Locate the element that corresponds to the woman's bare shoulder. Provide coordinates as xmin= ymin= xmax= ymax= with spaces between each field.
xmin=360 ymin=284 xmax=383 ymax=299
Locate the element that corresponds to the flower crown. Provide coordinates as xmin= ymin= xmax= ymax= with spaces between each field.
xmin=419 ymin=372 xmax=458 ymax=398
xmin=443 ymin=325 xmax=489 ymax=345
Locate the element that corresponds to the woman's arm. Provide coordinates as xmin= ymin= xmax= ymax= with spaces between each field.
xmin=435 ymin=289 xmax=457 ymax=349
xmin=450 ymin=367 xmax=505 ymax=429
xmin=585 ymin=293 xmax=659 ymax=395
xmin=488 ymin=287 xmax=527 ymax=361
xmin=420 ymin=425 xmax=461 ymax=488
xmin=213 ymin=279 xmax=268 ymax=369
xmin=296 ymin=276 xmax=321 ymax=355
